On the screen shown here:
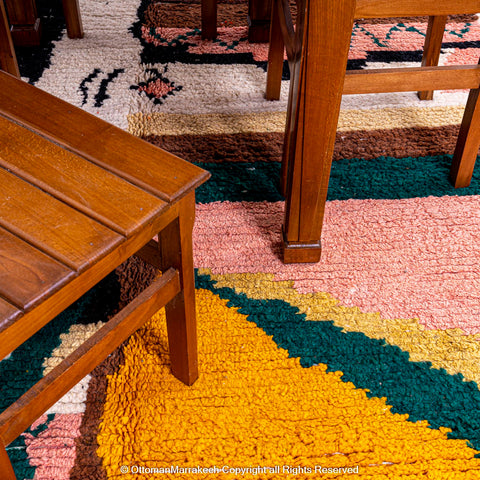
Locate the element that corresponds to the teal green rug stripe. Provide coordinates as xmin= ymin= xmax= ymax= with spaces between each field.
xmin=195 ymin=271 xmax=480 ymax=454
xmin=194 ymin=155 xmax=480 ymax=203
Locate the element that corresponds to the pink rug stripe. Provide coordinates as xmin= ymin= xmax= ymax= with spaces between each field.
xmin=194 ymin=197 xmax=480 ymax=333
xmin=24 ymin=414 xmax=82 ymax=480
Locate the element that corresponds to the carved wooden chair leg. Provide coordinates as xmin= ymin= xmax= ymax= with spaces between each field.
xmin=418 ymin=15 xmax=448 ymax=100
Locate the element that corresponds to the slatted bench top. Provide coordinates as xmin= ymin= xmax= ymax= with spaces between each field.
xmin=0 ymin=70 xmax=209 ymax=355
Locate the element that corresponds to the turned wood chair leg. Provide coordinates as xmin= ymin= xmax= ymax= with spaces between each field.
xmin=450 ymin=83 xmax=480 ymax=188
xmin=282 ymin=0 xmax=356 ymax=263
xmin=157 ymin=192 xmax=198 ymax=385
xmin=418 ymin=15 xmax=447 ymax=100
xmin=61 ymin=0 xmax=83 ymax=39
xmin=0 ymin=0 xmax=19 ymax=77
xmin=201 ymin=0 xmax=217 ymax=40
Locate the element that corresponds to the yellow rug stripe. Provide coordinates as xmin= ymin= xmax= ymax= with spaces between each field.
xmin=204 ymin=270 xmax=480 ymax=388
xmin=127 ymin=106 xmax=465 ymax=136
xmin=97 ymin=288 xmax=480 ymax=479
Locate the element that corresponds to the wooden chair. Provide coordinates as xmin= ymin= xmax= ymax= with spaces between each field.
xmin=265 ymin=0 xmax=480 ymax=263
xmin=0 ymin=0 xmax=83 ymax=77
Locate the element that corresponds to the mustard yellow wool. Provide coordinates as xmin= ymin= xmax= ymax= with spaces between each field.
xmin=127 ymin=106 xmax=464 ymax=137
xmin=97 ymin=289 xmax=480 ymax=479
xmin=205 ymin=270 xmax=480 ymax=386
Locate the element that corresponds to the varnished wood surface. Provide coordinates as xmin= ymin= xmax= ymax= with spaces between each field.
xmin=0 ymin=72 xmax=209 ymax=477
xmin=0 ymin=299 xmax=21 ymax=331
xmin=0 ymin=269 xmax=180 ymax=445
xmin=0 ymin=166 xmax=123 ymax=272
xmin=62 ymin=0 xmax=83 ymax=39
xmin=355 ymin=0 xmax=480 ymax=17
xmin=5 ymin=0 xmax=41 ymax=46
xmin=0 ymin=228 xmax=74 ymax=311
xmin=0 ymin=115 xmax=167 ymax=237
xmin=344 ymin=65 xmax=480 ymax=95
xmin=0 ymin=0 xmax=19 ymax=76
xmin=418 ymin=15 xmax=447 ymax=100
xmin=0 ymin=72 xmax=209 ymax=203
xmin=451 ymin=86 xmax=480 ymax=187
xmin=269 ymin=0 xmax=480 ymax=263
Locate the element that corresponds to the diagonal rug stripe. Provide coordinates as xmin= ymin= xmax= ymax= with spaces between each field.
xmin=196 ymin=272 xmax=480 ymax=452
xmin=96 ymin=285 xmax=480 ymax=479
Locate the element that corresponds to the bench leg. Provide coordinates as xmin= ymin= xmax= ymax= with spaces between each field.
xmin=0 ymin=437 xmax=16 ymax=480
xmin=157 ymin=192 xmax=199 ymax=385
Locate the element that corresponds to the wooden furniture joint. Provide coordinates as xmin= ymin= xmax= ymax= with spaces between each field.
xmin=0 ymin=70 xmax=209 ymax=479
xmin=266 ymin=0 xmax=480 ymax=263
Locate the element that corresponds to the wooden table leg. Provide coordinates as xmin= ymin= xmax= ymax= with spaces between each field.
xmin=157 ymin=192 xmax=198 ymax=385
xmin=418 ymin=15 xmax=447 ymax=100
xmin=282 ymin=0 xmax=356 ymax=263
xmin=0 ymin=0 xmax=19 ymax=77
xmin=62 ymin=0 xmax=83 ymax=39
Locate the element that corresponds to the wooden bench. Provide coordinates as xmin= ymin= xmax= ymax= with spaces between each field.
xmin=0 ymin=71 xmax=209 ymax=479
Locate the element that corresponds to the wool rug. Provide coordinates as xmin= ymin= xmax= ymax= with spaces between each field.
xmin=3 ymin=0 xmax=480 ymax=478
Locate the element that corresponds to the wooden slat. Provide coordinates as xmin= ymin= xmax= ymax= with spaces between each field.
xmin=0 ymin=298 xmax=21 ymax=331
xmin=344 ymin=65 xmax=480 ymax=95
xmin=0 ymin=71 xmax=210 ymax=203
xmin=0 ymin=268 xmax=181 ymax=445
xmin=0 ymin=196 xmax=182 ymax=361
xmin=0 ymin=228 xmax=75 ymax=311
xmin=0 ymin=115 xmax=167 ymax=237
xmin=0 ymin=168 xmax=123 ymax=272
xmin=355 ymin=0 xmax=480 ymax=18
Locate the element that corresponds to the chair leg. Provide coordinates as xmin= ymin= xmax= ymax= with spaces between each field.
xmin=201 ymin=0 xmax=217 ymax=40
xmin=0 ymin=437 xmax=16 ymax=480
xmin=247 ymin=0 xmax=272 ymax=43
xmin=418 ymin=15 xmax=447 ymax=100
xmin=0 ymin=0 xmax=20 ymax=77
xmin=61 ymin=0 xmax=83 ymax=39
xmin=282 ymin=0 xmax=356 ymax=263
xmin=265 ymin=0 xmax=284 ymax=101
xmin=157 ymin=192 xmax=198 ymax=385
xmin=450 ymin=85 xmax=480 ymax=188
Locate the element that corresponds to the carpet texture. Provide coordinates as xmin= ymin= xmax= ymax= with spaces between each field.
xmin=3 ymin=0 xmax=480 ymax=478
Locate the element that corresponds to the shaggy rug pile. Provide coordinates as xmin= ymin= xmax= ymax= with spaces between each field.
xmin=3 ymin=0 xmax=480 ymax=478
